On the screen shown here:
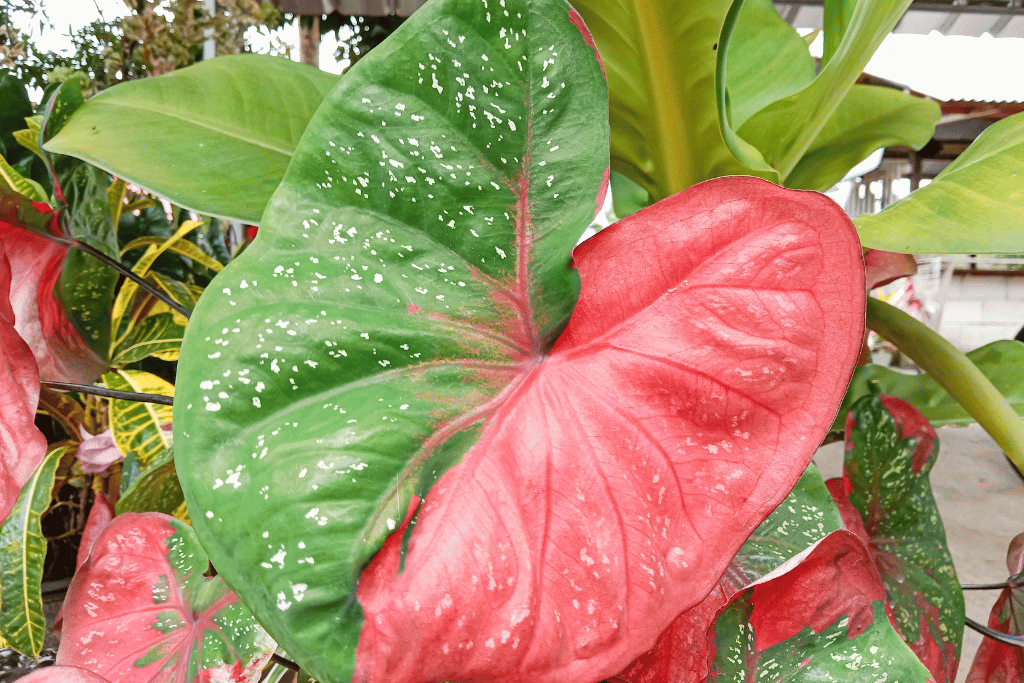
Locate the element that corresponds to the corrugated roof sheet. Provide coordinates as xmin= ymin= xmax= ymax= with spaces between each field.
xmin=776 ymin=0 xmax=1024 ymax=37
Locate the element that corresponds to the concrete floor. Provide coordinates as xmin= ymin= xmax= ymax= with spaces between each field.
xmin=815 ymin=423 xmax=1024 ymax=682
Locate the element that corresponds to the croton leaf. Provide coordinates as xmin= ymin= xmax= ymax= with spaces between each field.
xmin=174 ymin=3 xmax=864 ymax=683
xmin=0 ymin=243 xmax=48 ymax=524
xmin=707 ymin=530 xmax=933 ymax=682
xmin=834 ymin=340 xmax=1024 ymax=432
xmin=829 ymin=393 xmax=964 ymax=682
xmin=966 ymin=532 xmax=1024 ymax=683
xmin=56 ymin=512 xmax=276 ymax=683
xmin=104 ymin=370 xmax=173 ymax=470
xmin=43 ymin=55 xmax=340 ymax=224
xmin=0 ymin=206 xmax=109 ymax=384
xmin=0 ymin=447 xmax=63 ymax=657
xmin=614 ymin=464 xmax=844 ymax=683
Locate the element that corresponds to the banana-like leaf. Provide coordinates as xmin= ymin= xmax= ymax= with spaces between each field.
xmin=56 ymin=513 xmax=276 ymax=682
xmin=835 ymin=340 xmax=1024 ymax=431
xmin=43 ymin=55 xmax=340 ymax=224
xmin=787 ymin=84 xmax=939 ymax=192
xmin=867 ymin=297 xmax=1024 ymax=475
xmin=0 ymin=447 xmax=64 ymax=657
xmin=570 ymin=0 xmax=777 ymax=201
xmin=736 ymin=0 xmax=912 ymax=181
xmin=103 ymin=370 xmax=174 ymax=470
xmin=707 ymin=531 xmax=933 ymax=683
xmin=856 ymin=112 xmax=1024 ymax=253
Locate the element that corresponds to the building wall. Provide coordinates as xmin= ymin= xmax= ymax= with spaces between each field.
xmin=936 ymin=272 xmax=1024 ymax=351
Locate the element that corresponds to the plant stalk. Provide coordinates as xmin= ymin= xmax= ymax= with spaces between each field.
xmin=41 ymin=381 xmax=173 ymax=406
xmin=866 ymin=297 xmax=1024 ymax=476
xmin=965 ymin=616 xmax=1024 ymax=648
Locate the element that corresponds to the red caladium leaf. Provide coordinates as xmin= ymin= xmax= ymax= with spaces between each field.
xmin=173 ymin=0 xmax=864 ymax=681
xmin=0 ymin=209 xmax=107 ymax=384
xmin=706 ymin=530 xmax=933 ymax=682
xmin=0 ymin=243 xmax=48 ymax=523
xmin=54 ymin=492 xmax=115 ymax=630
xmin=56 ymin=512 xmax=276 ymax=683
xmin=19 ymin=666 xmax=112 ymax=683
xmin=829 ymin=394 xmax=964 ymax=682
xmin=966 ymin=532 xmax=1024 ymax=683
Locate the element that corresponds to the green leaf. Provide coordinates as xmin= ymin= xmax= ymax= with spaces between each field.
xmin=822 ymin=0 xmax=856 ymax=66
xmin=725 ymin=463 xmax=843 ymax=588
xmin=0 ymin=155 xmax=47 ymax=204
xmin=112 ymin=312 xmax=185 ymax=365
xmin=856 ymin=112 xmax=1024 ymax=253
xmin=708 ymin=531 xmax=933 ymax=683
xmin=0 ymin=447 xmax=65 ymax=658
xmin=104 ymin=370 xmax=174 ymax=470
xmin=838 ymin=394 xmax=964 ymax=681
xmin=867 ymin=297 xmax=1024 ymax=475
xmin=786 ymin=84 xmax=939 ymax=192
xmin=737 ymin=0 xmax=912 ymax=181
xmin=724 ymin=0 xmax=815 ymax=131
xmin=43 ymin=54 xmax=341 ymax=224
xmin=117 ymin=446 xmax=187 ymax=520
xmin=570 ymin=0 xmax=778 ymax=200
xmin=835 ymin=340 xmax=1024 ymax=431
xmin=608 ymin=170 xmax=650 ymax=219
xmin=174 ymin=0 xmax=609 ymax=679
xmin=121 ymin=234 xmax=224 ymax=273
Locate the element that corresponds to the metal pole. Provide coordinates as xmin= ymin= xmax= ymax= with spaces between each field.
xmin=203 ymin=0 xmax=216 ymax=61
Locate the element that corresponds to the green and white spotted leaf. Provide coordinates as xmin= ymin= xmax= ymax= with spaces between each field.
xmin=0 ymin=448 xmax=64 ymax=657
xmin=174 ymin=0 xmax=608 ymax=679
xmin=104 ymin=370 xmax=173 ymax=470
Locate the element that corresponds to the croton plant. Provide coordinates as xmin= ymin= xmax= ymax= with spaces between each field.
xmin=1 ymin=0 xmax=1023 ymax=680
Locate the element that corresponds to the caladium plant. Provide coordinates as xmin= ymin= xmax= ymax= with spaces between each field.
xmin=966 ymin=532 xmax=1024 ymax=683
xmin=56 ymin=512 xmax=276 ymax=683
xmin=172 ymin=0 xmax=864 ymax=681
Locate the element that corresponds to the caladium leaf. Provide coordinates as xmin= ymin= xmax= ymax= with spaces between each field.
xmin=614 ymin=464 xmax=844 ymax=683
xmin=0 ymin=207 xmax=109 ymax=384
xmin=864 ymin=248 xmax=918 ymax=291
xmin=174 ymin=3 xmax=864 ymax=683
xmin=54 ymin=491 xmax=115 ymax=631
xmin=57 ymin=513 xmax=276 ymax=683
xmin=569 ymin=0 xmax=778 ymax=201
xmin=707 ymin=530 xmax=933 ymax=682
xmin=966 ymin=532 xmax=1024 ymax=683
xmin=0 ymin=243 xmax=49 ymax=524
xmin=18 ymin=666 xmax=111 ymax=683
xmin=835 ymin=340 xmax=1024 ymax=431
xmin=0 ymin=447 xmax=64 ymax=657
xmin=43 ymin=55 xmax=341 ymax=224
xmin=830 ymin=394 xmax=964 ymax=682
xmin=856 ymin=111 xmax=1024 ymax=254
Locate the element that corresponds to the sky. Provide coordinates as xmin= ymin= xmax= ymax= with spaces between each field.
xmin=17 ymin=1 xmax=1024 ymax=102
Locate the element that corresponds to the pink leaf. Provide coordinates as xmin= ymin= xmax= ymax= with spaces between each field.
xmin=57 ymin=513 xmax=276 ymax=683
xmin=864 ymin=249 xmax=917 ymax=291
xmin=54 ymin=492 xmax=115 ymax=630
xmin=18 ymin=666 xmax=112 ymax=683
xmin=966 ymin=531 xmax=1024 ymax=683
xmin=0 ymin=218 xmax=107 ymax=384
xmin=355 ymin=177 xmax=866 ymax=683
xmin=0 ymin=243 xmax=48 ymax=523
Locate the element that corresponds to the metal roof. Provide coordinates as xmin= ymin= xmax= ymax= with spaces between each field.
xmin=269 ymin=0 xmax=425 ymax=16
xmin=775 ymin=0 xmax=1024 ymax=37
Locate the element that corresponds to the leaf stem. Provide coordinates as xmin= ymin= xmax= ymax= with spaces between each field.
xmin=270 ymin=654 xmax=300 ymax=671
xmin=866 ymin=297 xmax=1024 ymax=476
xmin=965 ymin=616 xmax=1024 ymax=648
xmin=41 ymin=381 xmax=173 ymax=406
xmin=961 ymin=582 xmax=1015 ymax=590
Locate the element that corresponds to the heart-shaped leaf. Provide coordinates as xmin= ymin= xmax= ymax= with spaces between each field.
xmin=835 ymin=340 xmax=1024 ymax=431
xmin=830 ymin=394 xmax=964 ymax=682
xmin=707 ymin=530 xmax=933 ymax=682
xmin=174 ymin=2 xmax=864 ymax=682
xmin=966 ymin=532 xmax=1024 ymax=683
xmin=56 ymin=512 xmax=276 ymax=683
xmin=43 ymin=55 xmax=341 ymax=224
xmin=856 ymin=111 xmax=1024 ymax=254
xmin=18 ymin=666 xmax=111 ymax=683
